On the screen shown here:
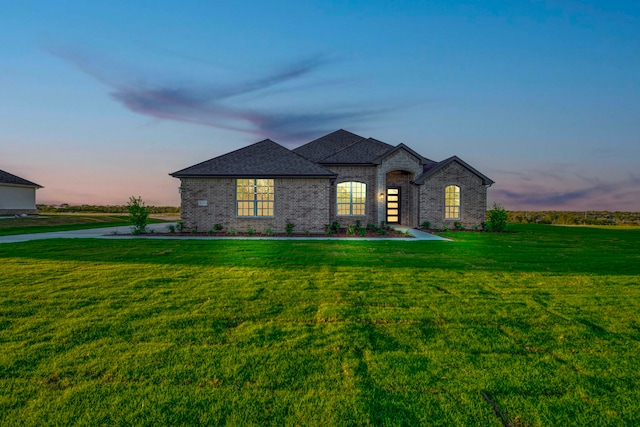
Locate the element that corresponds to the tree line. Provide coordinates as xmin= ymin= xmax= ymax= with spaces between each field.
xmin=37 ymin=204 xmax=180 ymax=214
xmin=507 ymin=211 xmax=640 ymax=226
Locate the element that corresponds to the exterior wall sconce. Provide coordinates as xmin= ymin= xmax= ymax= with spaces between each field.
xmin=379 ymin=192 xmax=385 ymax=200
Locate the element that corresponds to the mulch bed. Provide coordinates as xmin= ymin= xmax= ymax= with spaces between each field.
xmin=136 ymin=229 xmax=412 ymax=238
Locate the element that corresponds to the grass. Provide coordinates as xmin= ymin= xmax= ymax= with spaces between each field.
xmin=0 ymin=214 xmax=169 ymax=236
xmin=1 ymin=223 xmax=639 ymax=426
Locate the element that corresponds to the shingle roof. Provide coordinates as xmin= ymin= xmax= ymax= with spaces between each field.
xmin=293 ymin=130 xmax=432 ymax=166
xmin=320 ymin=137 xmax=395 ymax=164
xmin=0 ymin=169 xmax=41 ymax=187
xmin=414 ymin=156 xmax=494 ymax=186
xmin=170 ymin=139 xmax=337 ymax=178
xmin=292 ymin=129 xmax=367 ymax=163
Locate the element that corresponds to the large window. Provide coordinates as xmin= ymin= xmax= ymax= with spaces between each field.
xmin=337 ymin=182 xmax=366 ymax=216
xmin=445 ymin=185 xmax=460 ymax=220
xmin=237 ymin=179 xmax=274 ymax=217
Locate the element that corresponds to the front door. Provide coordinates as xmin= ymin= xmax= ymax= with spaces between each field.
xmin=386 ymin=188 xmax=400 ymax=224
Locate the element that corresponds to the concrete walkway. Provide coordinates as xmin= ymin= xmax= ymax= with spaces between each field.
xmin=0 ymin=223 xmax=449 ymax=244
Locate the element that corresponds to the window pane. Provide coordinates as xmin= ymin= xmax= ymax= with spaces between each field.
xmin=337 ymin=204 xmax=350 ymax=215
xmin=352 ymin=204 xmax=365 ymax=215
xmin=237 ymin=179 xmax=274 ymax=216
xmin=337 ymin=182 xmax=366 ymax=216
xmin=444 ymin=185 xmax=460 ymax=219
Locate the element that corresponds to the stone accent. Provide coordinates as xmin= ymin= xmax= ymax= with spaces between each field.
xmin=179 ymin=177 xmax=331 ymax=234
xmin=376 ymin=149 xmax=423 ymax=227
xmin=386 ymin=171 xmax=418 ymax=227
xmin=418 ymin=160 xmax=488 ymax=229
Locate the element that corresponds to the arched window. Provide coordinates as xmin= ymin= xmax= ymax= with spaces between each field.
xmin=337 ymin=182 xmax=366 ymax=216
xmin=445 ymin=185 xmax=460 ymax=220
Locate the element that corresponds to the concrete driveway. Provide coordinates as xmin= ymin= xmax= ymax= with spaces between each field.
xmin=0 ymin=222 xmax=176 ymax=244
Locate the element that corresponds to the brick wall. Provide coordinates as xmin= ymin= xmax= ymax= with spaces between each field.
xmin=179 ymin=177 xmax=331 ymax=234
xmin=418 ymin=161 xmax=488 ymax=229
xmin=323 ymin=165 xmax=378 ymax=227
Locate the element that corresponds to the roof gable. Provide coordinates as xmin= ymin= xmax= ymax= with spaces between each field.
xmin=373 ymin=143 xmax=432 ymax=166
xmin=0 ymin=169 xmax=41 ymax=188
xmin=414 ymin=156 xmax=494 ymax=186
xmin=170 ymin=139 xmax=336 ymax=178
xmin=292 ymin=129 xmax=366 ymax=162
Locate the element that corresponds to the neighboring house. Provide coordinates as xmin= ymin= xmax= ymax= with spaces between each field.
xmin=170 ymin=129 xmax=493 ymax=233
xmin=0 ymin=169 xmax=42 ymax=215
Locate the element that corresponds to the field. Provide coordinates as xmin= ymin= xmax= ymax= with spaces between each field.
xmin=1 ymin=224 xmax=639 ymax=426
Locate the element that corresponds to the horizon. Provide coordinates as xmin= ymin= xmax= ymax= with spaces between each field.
xmin=2 ymin=1 xmax=639 ymax=211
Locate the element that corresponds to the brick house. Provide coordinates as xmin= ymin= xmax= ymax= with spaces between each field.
xmin=170 ymin=129 xmax=493 ymax=233
xmin=0 ymin=169 xmax=42 ymax=215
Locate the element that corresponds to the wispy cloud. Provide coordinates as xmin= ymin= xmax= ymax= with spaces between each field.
xmin=45 ymin=46 xmax=383 ymax=142
xmin=490 ymin=168 xmax=640 ymax=210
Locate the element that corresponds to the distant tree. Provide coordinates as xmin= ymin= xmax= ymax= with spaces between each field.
xmin=126 ymin=196 xmax=149 ymax=235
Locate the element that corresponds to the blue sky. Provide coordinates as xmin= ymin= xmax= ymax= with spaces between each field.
xmin=2 ymin=1 xmax=639 ymax=210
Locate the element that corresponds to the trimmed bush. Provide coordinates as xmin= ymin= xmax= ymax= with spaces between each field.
xmin=486 ymin=203 xmax=508 ymax=232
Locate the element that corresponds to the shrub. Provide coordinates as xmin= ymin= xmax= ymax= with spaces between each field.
xmin=324 ymin=224 xmax=334 ymax=237
xmin=176 ymin=221 xmax=184 ymax=232
xmin=359 ymin=228 xmax=366 ymax=237
xmin=486 ymin=203 xmax=508 ymax=232
xmin=366 ymin=223 xmax=378 ymax=232
xmin=264 ymin=228 xmax=274 ymax=236
xmin=247 ymin=228 xmax=255 ymax=236
xmin=213 ymin=223 xmax=223 ymax=231
xmin=331 ymin=221 xmax=340 ymax=234
xmin=126 ymin=196 xmax=149 ymax=235
xmin=454 ymin=221 xmax=465 ymax=231
xmin=228 ymin=227 xmax=237 ymax=235
xmin=346 ymin=224 xmax=356 ymax=236
xmin=167 ymin=224 xmax=176 ymax=233
xmin=420 ymin=221 xmax=430 ymax=230
xmin=285 ymin=222 xmax=295 ymax=236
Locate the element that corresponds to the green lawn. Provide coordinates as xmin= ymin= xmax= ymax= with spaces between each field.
xmin=1 ymin=224 xmax=639 ymax=426
xmin=0 ymin=214 xmax=169 ymax=236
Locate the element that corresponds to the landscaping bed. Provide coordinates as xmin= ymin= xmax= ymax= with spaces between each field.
xmin=146 ymin=221 xmax=413 ymax=238
xmin=137 ymin=228 xmax=412 ymax=238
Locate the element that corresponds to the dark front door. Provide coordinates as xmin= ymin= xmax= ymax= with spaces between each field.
xmin=386 ymin=187 xmax=400 ymax=224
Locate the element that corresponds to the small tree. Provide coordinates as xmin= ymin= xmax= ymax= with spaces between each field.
xmin=486 ymin=203 xmax=508 ymax=232
xmin=127 ymin=196 xmax=149 ymax=235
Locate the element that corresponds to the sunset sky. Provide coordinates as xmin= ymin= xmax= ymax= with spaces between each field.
xmin=2 ymin=1 xmax=639 ymax=210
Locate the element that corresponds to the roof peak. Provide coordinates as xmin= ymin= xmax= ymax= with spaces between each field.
xmin=0 ymin=168 xmax=42 ymax=188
